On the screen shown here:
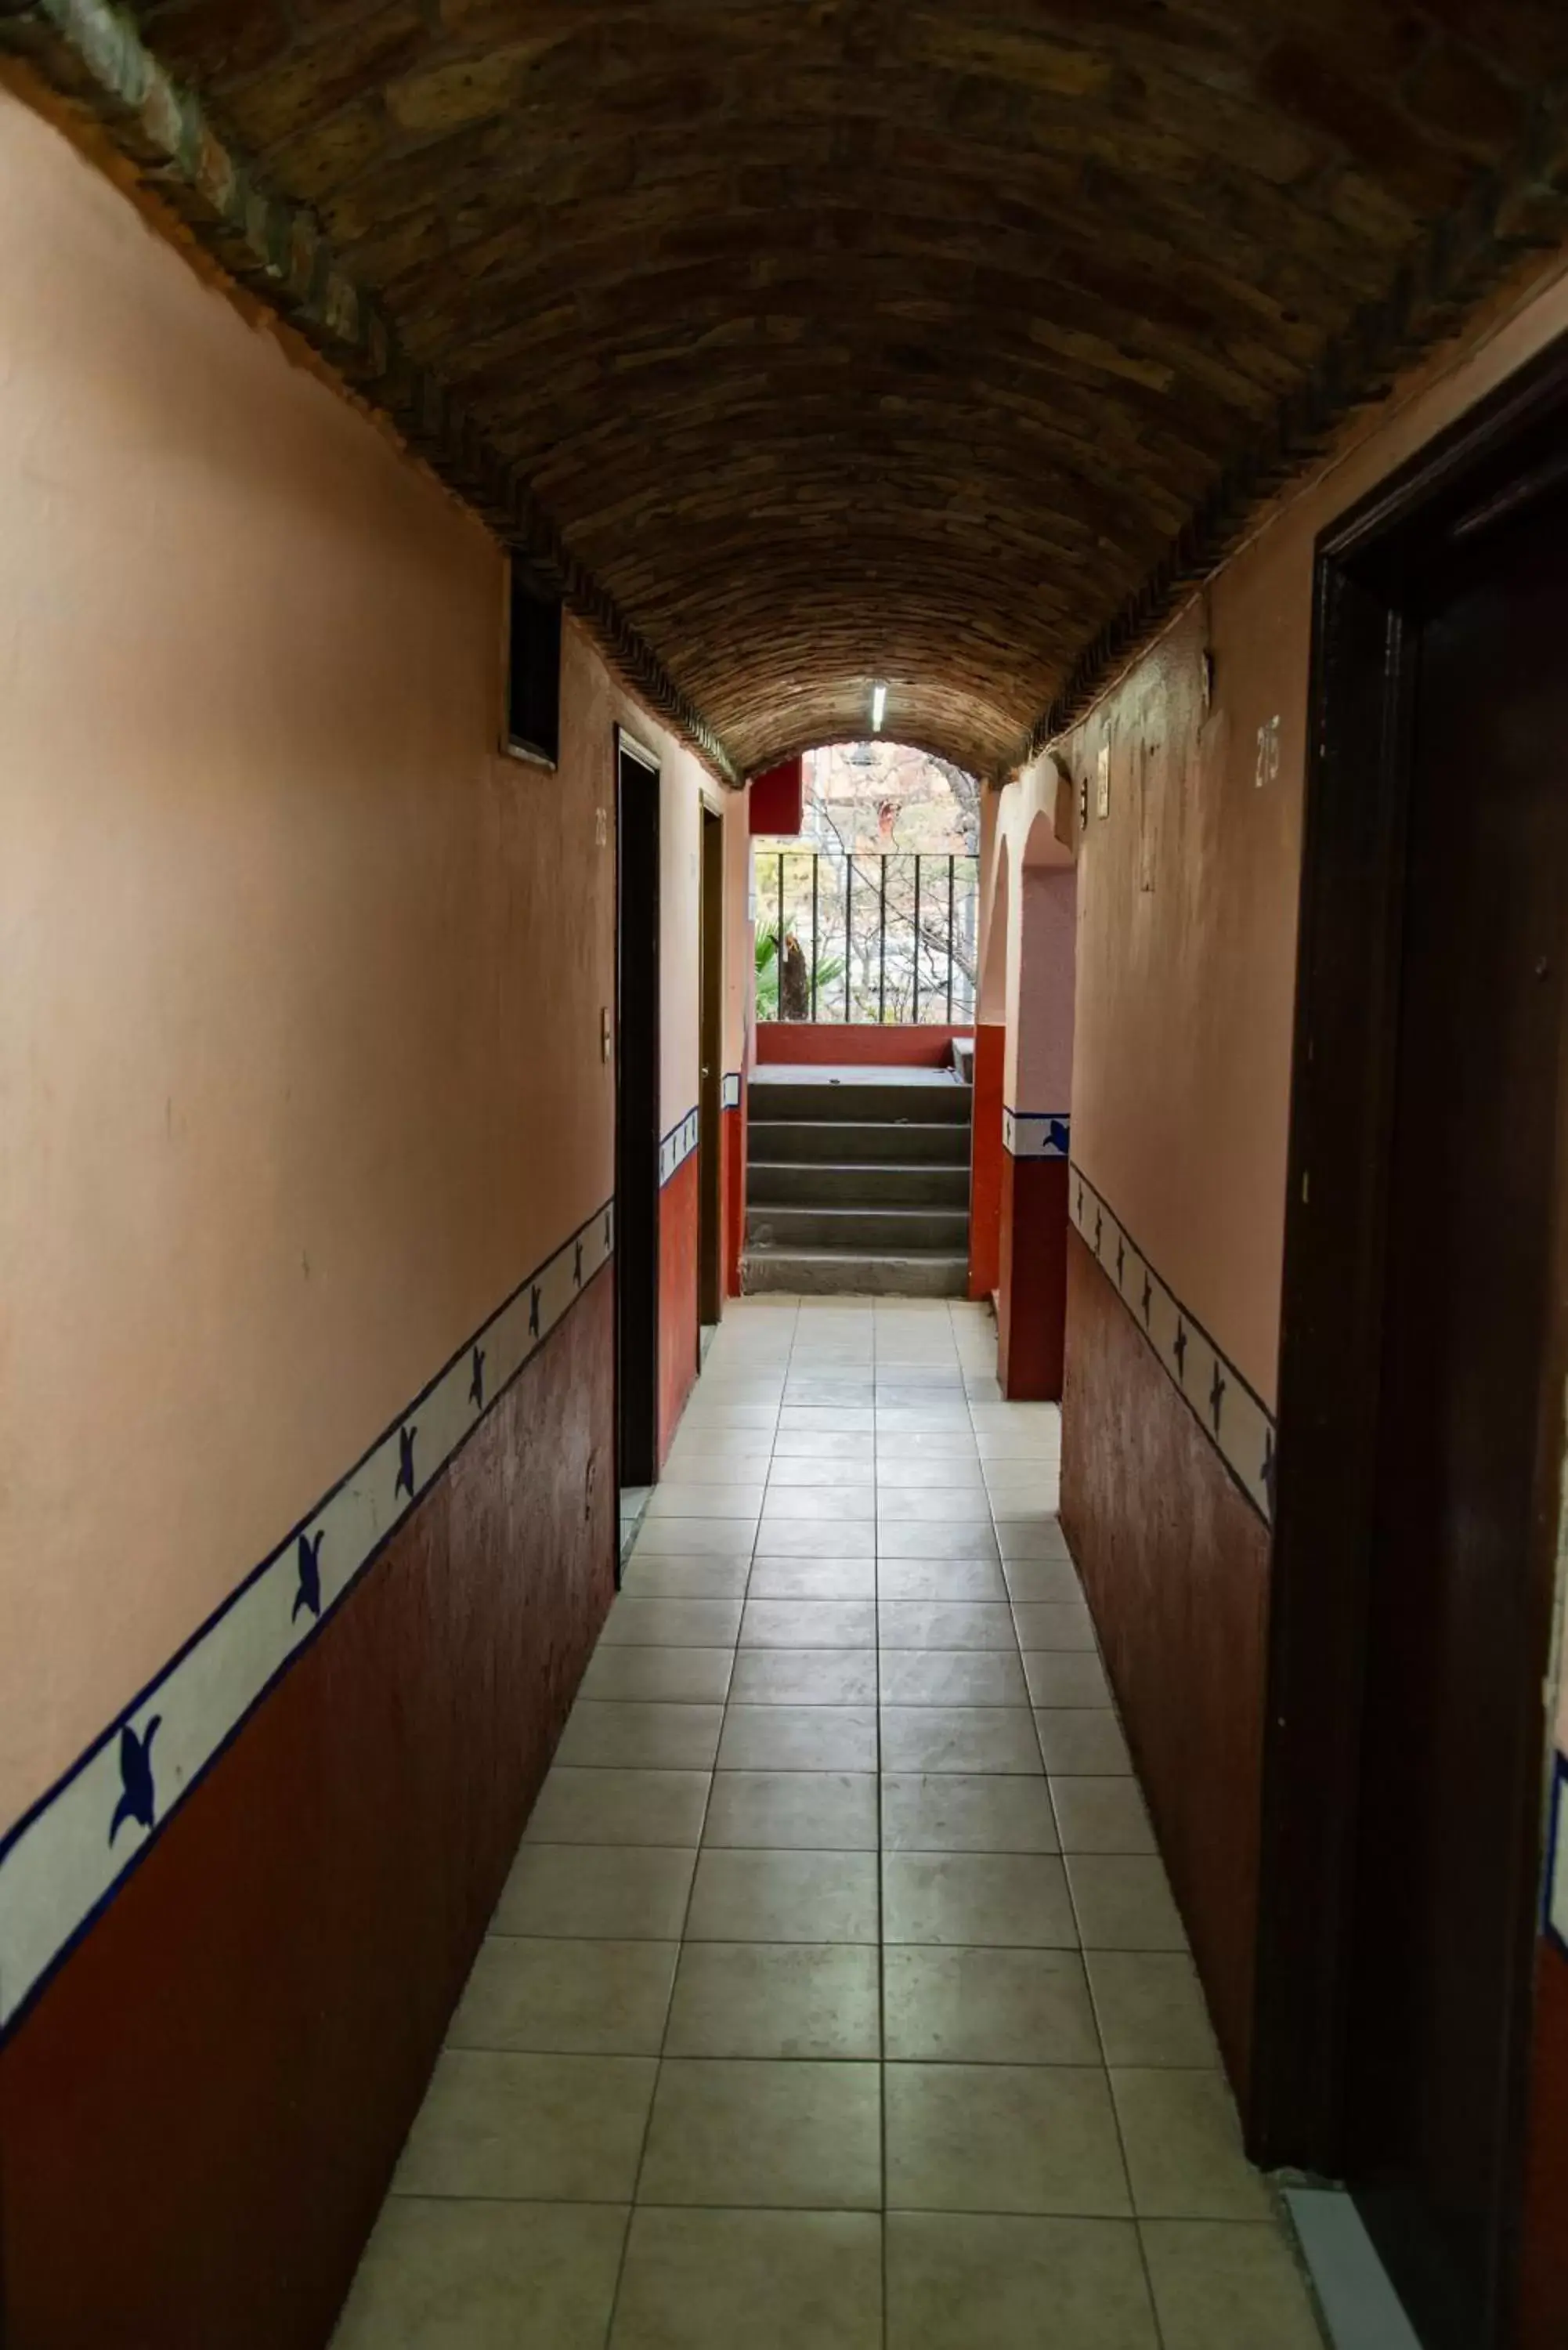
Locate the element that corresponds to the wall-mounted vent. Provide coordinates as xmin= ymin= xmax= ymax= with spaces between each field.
xmin=507 ymin=559 xmax=562 ymax=765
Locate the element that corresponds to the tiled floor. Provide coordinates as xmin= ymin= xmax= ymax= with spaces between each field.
xmin=334 ymin=1298 xmax=1326 ymax=2350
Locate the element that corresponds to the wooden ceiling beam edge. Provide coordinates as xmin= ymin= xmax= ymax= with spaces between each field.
xmin=1017 ymin=114 xmax=1568 ymax=769
xmin=0 ymin=0 xmax=743 ymax=790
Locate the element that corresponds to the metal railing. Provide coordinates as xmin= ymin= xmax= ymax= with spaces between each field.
xmin=758 ymin=850 xmax=978 ymax=1025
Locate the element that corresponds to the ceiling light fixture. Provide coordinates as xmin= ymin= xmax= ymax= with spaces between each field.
xmin=871 ymin=681 xmax=887 ymax=733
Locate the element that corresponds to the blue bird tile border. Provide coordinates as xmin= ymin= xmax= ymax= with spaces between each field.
xmin=1547 ymin=1751 xmax=1568 ymax=1958
xmin=659 ymin=1105 xmax=701 ymax=1186
xmin=1068 ymin=1165 xmax=1276 ymax=1529
xmin=658 ymin=1081 xmax=756 ymax=1176
xmin=0 ymin=1196 xmax=616 ymax=2041
xmin=1003 ymin=1106 xmax=1071 ymax=1159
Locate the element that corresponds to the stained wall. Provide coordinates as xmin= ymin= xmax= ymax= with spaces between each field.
xmin=985 ymin=248 xmax=1568 ymax=2152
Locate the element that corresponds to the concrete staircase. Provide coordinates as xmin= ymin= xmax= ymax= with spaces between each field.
xmin=743 ymin=1068 xmax=972 ymax=1296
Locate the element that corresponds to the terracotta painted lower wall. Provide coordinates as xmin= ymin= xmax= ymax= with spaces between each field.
xmin=756 ymin=1022 xmax=971 ymax=1066
xmin=0 ymin=1269 xmax=615 ymax=2350
xmin=659 ymin=1149 xmax=699 ymax=1461
xmin=969 ymin=1025 xmax=1003 ymax=1301
xmin=996 ymin=1153 xmax=1069 ymax=1400
xmin=1060 ymin=1228 xmax=1267 ymax=2099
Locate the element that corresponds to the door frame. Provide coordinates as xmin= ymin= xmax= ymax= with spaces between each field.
xmin=698 ymin=801 xmax=725 ymax=1331
xmin=614 ymin=725 xmax=662 ymax=1502
xmin=1256 ymin=330 xmax=1568 ymax=2302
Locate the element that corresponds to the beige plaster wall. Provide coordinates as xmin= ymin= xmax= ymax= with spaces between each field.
xmin=651 ymin=728 xmax=706 ymax=1136
xmin=724 ymin=790 xmax=753 ymax=1077
xmin=988 ymin=251 xmax=1568 ymax=1405
xmin=1008 ymin=867 xmax=1076 ymax=1116
xmin=0 ymin=86 xmax=718 ymax=1831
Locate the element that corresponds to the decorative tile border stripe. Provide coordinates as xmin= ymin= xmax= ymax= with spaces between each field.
xmin=1069 ymin=1166 xmax=1274 ymax=1528
xmin=1548 ymin=1752 xmax=1568 ymax=1959
xmin=0 ymin=1199 xmax=614 ymax=2039
xmin=1004 ymin=1107 xmax=1070 ymax=1159
xmin=721 ymin=1072 xmax=742 ymax=1111
xmin=659 ymin=1105 xmax=701 ymax=1187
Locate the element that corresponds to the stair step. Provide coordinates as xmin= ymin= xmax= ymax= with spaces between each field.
xmin=747 ymin=1117 xmax=971 ymax=1166
xmin=751 ymin=1078 xmax=971 ymax=1125
xmin=742 ymin=1242 xmax=969 ymax=1299
xmin=746 ymin=1202 xmax=970 ymax=1252
xmin=749 ymin=1159 xmax=970 ymax=1209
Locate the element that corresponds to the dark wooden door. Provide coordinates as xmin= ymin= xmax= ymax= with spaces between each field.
xmin=1346 ymin=490 xmax=1568 ymax=2347
xmin=616 ymin=736 xmax=661 ymax=1493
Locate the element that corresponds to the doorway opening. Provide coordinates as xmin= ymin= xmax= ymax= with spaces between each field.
xmin=1262 ymin=338 xmax=1568 ymax=2349
xmin=699 ymin=803 xmax=724 ymax=1338
xmin=615 ymin=729 xmax=661 ymax=1522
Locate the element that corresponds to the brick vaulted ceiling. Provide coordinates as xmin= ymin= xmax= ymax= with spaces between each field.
xmin=16 ymin=2 xmax=1568 ymax=776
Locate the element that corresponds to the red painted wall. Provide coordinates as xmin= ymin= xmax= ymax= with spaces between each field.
xmin=658 ymin=1151 xmax=699 ymax=1461
xmin=0 ymin=1275 xmax=615 ymax=2350
xmin=969 ymin=1025 xmax=1004 ymax=1300
xmin=996 ymin=1152 xmax=1069 ymax=1401
xmin=1060 ymin=1230 xmax=1266 ymax=2099
xmin=747 ymin=757 xmax=804 ymax=835
xmin=756 ymin=1022 xmax=972 ymax=1067
xmin=723 ymin=1095 xmax=747 ymax=1300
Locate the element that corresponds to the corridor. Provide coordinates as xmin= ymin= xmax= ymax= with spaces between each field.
xmin=9 ymin=2 xmax=1568 ymax=2341
xmin=334 ymin=1300 xmax=1320 ymax=2349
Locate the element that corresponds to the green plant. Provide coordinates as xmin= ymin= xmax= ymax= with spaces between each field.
xmin=755 ymin=927 xmax=780 ymax=1018
xmin=754 ymin=926 xmax=847 ymax=1019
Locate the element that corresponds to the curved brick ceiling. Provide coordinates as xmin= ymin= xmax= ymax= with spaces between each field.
xmin=133 ymin=0 xmax=1566 ymax=775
